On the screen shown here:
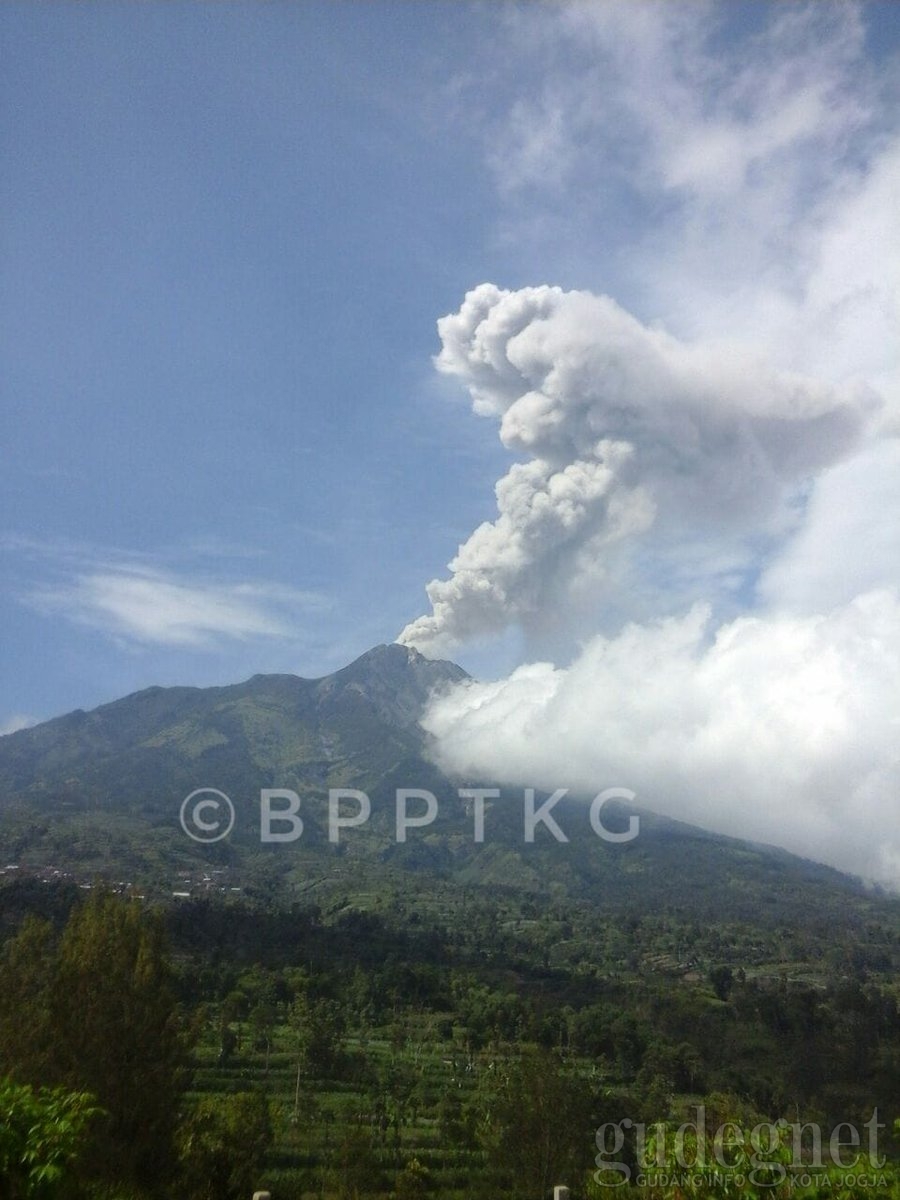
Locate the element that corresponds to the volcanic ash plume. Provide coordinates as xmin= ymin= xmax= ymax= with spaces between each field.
xmin=398 ymin=283 xmax=873 ymax=656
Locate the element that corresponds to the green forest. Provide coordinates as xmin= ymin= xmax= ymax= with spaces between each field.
xmin=1 ymin=875 xmax=898 ymax=1200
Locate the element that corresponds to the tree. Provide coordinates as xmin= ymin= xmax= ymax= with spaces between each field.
xmin=0 ymin=891 xmax=191 ymax=1197
xmin=329 ymin=1124 xmax=383 ymax=1200
xmin=248 ymin=1001 xmax=277 ymax=1072
xmin=289 ymin=993 xmax=344 ymax=1078
xmin=0 ymin=916 xmax=57 ymax=1081
xmin=482 ymin=1047 xmax=596 ymax=1200
xmin=52 ymin=891 xmax=190 ymax=1192
xmin=709 ymin=965 xmax=734 ymax=1002
xmin=0 ymin=1077 xmax=100 ymax=1200
xmin=394 ymin=1157 xmax=430 ymax=1199
xmin=177 ymin=1091 xmax=273 ymax=1200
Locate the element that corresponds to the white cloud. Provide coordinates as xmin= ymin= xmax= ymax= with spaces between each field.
xmin=408 ymin=3 xmax=900 ymax=884
xmin=491 ymin=2 xmax=875 ymax=239
xmin=422 ymin=590 xmax=900 ymax=886
xmin=31 ymin=566 xmax=323 ymax=649
xmin=404 ymin=284 xmax=899 ymax=879
xmin=474 ymin=2 xmax=899 ymax=408
xmin=796 ymin=139 xmax=900 ymax=411
xmin=760 ymin=439 xmax=900 ymax=613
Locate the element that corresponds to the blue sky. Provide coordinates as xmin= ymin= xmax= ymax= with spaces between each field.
xmin=2 ymin=2 xmax=519 ymax=717
xmin=2 ymin=3 xmax=899 ymax=880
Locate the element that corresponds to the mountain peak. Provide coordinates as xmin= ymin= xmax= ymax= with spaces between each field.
xmin=340 ymin=641 xmax=462 ymax=674
xmin=0 ymin=642 xmax=470 ymax=859
xmin=313 ymin=642 xmax=467 ymax=729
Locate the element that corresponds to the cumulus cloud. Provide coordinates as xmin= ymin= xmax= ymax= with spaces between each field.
xmin=31 ymin=566 xmax=323 ymax=649
xmin=398 ymin=284 xmax=874 ymax=655
xmin=422 ymin=590 xmax=900 ymax=886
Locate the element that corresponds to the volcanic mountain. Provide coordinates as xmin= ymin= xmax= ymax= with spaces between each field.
xmin=0 ymin=643 xmax=893 ymax=935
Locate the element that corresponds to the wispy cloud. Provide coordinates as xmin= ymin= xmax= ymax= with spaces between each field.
xmin=0 ymin=714 xmax=38 ymax=737
xmin=29 ymin=566 xmax=325 ymax=649
xmin=3 ymin=538 xmax=329 ymax=651
xmin=470 ymin=2 xmax=899 ymax=404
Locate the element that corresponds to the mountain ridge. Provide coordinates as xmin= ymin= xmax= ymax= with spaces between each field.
xmin=0 ymin=643 xmax=896 ymax=932
xmin=0 ymin=643 xmax=465 ymax=775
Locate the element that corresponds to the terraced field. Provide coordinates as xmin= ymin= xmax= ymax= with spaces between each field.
xmin=189 ymin=1015 xmax=598 ymax=1199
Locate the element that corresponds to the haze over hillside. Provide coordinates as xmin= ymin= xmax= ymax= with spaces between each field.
xmin=0 ymin=643 xmax=895 ymax=931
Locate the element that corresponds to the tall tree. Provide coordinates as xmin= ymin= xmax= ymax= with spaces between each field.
xmin=0 ymin=916 xmax=57 ymax=1082
xmin=0 ymin=892 xmax=190 ymax=1197
xmin=50 ymin=891 xmax=190 ymax=1193
xmin=176 ymin=1091 xmax=272 ymax=1200
xmin=482 ymin=1047 xmax=597 ymax=1199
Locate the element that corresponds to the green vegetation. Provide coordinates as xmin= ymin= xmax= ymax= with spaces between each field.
xmin=1 ymin=648 xmax=898 ymax=1196
xmin=0 ymin=892 xmax=190 ymax=1197
xmin=0 ymin=1079 xmax=100 ymax=1199
xmin=0 ymin=882 xmax=897 ymax=1199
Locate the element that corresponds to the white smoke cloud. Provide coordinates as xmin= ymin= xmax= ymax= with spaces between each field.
xmin=398 ymin=284 xmax=874 ymax=656
xmin=403 ymin=280 xmax=900 ymax=881
xmin=421 ymin=588 xmax=900 ymax=886
xmin=396 ymin=4 xmax=900 ymax=883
